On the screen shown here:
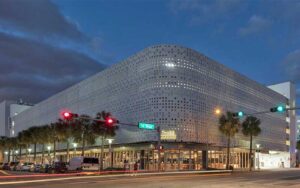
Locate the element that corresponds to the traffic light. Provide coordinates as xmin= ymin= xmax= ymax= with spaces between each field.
xmin=233 ymin=111 xmax=244 ymax=118
xmin=104 ymin=117 xmax=118 ymax=127
xmin=270 ymin=105 xmax=285 ymax=113
xmin=62 ymin=112 xmax=78 ymax=120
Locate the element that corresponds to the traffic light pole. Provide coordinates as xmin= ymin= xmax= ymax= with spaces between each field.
xmin=63 ymin=113 xmax=160 ymax=171
xmin=239 ymin=107 xmax=300 ymax=117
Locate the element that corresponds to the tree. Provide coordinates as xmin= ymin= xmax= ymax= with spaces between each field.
xmin=0 ymin=136 xmax=9 ymax=161
xmin=55 ymin=118 xmax=74 ymax=162
xmin=219 ymin=111 xmax=240 ymax=170
xmin=17 ymin=130 xmax=31 ymax=160
xmin=242 ymin=116 xmax=261 ymax=171
xmin=36 ymin=125 xmax=52 ymax=164
xmin=73 ymin=114 xmax=97 ymax=156
xmin=27 ymin=126 xmax=41 ymax=162
xmin=92 ymin=111 xmax=118 ymax=171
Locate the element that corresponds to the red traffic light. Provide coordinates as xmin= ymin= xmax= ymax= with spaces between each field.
xmin=105 ymin=117 xmax=114 ymax=125
xmin=62 ymin=111 xmax=78 ymax=120
xmin=104 ymin=117 xmax=119 ymax=127
xmin=106 ymin=118 xmax=113 ymax=124
xmin=63 ymin=112 xmax=71 ymax=118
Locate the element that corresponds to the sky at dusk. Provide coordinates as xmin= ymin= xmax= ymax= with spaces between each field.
xmin=0 ymin=0 xmax=299 ymax=104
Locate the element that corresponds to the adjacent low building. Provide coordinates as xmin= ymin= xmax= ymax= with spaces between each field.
xmin=3 ymin=45 xmax=296 ymax=170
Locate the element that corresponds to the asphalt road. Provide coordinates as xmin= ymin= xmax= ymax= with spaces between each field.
xmin=0 ymin=169 xmax=300 ymax=188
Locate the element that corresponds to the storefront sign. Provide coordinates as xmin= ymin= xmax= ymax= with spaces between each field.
xmin=161 ymin=130 xmax=176 ymax=140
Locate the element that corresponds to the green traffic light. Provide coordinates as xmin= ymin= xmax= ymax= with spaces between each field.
xmin=238 ymin=111 xmax=244 ymax=117
xmin=277 ymin=105 xmax=285 ymax=112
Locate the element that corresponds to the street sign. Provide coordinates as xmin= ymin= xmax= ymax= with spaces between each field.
xmin=138 ymin=122 xmax=155 ymax=130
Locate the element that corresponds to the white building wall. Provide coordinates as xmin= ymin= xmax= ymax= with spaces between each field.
xmin=268 ymin=82 xmax=297 ymax=167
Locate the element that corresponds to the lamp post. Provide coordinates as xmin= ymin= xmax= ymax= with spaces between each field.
xmin=256 ymin=144 xmax=260 ymax=170
xmin=73 ymin=143 xmax=77 ymax=156
xmin=27 ymin=148 xmax=32 ymax=162
xmin=4 ymin=151 xmax=8 ymax=162
xmin=47 ymin=146 xmax=51 ymax=164
xmin=107 ymin=139 xmax=114 ymax=169
xmin=15 ymin=150 xmax=18 ymax=162
xmin=47 ymin=146 xmax=51 ymax=156
xmin=212 ymin=108 xmax=222 ymax=169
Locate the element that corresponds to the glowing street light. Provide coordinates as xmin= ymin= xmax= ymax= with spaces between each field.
xmin=27 ymin=148 xmax=32 ymax=162
xmin=107 ymin=139 xmax=114 ymax=169
xmin=256 ymin=144 xmax=261 ymax=170
xmin=4 ymin=151 xmax=8 ymax=155
xmin=214 ymin=108 xmax=221 ymax=115
xmin=47 ymin=146 xmax=51 ymax=157
xmin=73 ymin=143 xmax=77 ymax=156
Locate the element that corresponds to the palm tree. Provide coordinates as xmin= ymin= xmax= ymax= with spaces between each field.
xmin=219 ymin=111 xmax=240 ymax=170
xmin=55 ymin=118 xmax=74 ymax=162
xmin=47 ymin=123 xmax=66 ymax=162
xmin=73 ymin=114 xmax=97 ymax=156
xmin=37 ymin=125 xmax=51 ymax=164
xmin=27 ymin=126 xmax=41 ymax=161
xmin=7 ymin=137 xmax=18 ymax=161
xmin=17 ymin=130 xmax=31 ymax=160
xmin=242 ymin=116 xmax=261 ymax=171
xmin=0 ymin=136 xmax=9 ymax=161
xmin=92 ymin=111 xmax=118 ymax=171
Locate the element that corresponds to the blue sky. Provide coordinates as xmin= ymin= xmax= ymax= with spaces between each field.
xmin=54 ymin=0 xmax=300 ymax=86
xmin=0 ymin=0 xmax=299 ymax=103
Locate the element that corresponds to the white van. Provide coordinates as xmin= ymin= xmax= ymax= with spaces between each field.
xmin=68 ymin=157 xmax=99 ymax=171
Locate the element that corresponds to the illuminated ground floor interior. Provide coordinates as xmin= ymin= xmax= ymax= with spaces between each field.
xmin=3 ymin=142 xmax=290 ymax=170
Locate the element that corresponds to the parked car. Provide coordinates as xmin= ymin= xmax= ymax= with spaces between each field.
xmin=9 ymin=161 xmax=19 ymax=171
xmin=29 ymin=164 xmax=42 ymax=172
xmin=39 ymin=164 xmax=51 ymax=173
xmin=21 ymin=162 xmax=34 ymax=171
xmin=14 ymin=162 xmax=23 ymax=171
xmin=2 ymin=163 xmax=9 ymax=170
xmin=67 ymin=157 xmax=99 ymax=171
xmin=48 ymin=162 xmax=68 ymax=173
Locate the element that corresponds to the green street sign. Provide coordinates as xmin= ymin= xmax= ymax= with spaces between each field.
xmin=138 ymin=122 xmax=155 ymax=130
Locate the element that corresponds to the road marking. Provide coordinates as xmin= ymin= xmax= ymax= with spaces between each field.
xmin=0 ymin=172 xmax=231 ymax=185
xmin=0 ymin=170 xmax=9 ymax=175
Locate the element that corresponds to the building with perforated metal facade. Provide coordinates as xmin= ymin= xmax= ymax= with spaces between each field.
xmin=8 ymin=45 xmax=293 ymax=170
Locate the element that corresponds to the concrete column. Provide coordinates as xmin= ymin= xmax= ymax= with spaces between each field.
xmin=202 ymin=150 xmax=208 ymax=169
xmin=189 ymin=149 xmax=192 ymax=170
xmin=178 ymin=150 xmax=181 ymax=170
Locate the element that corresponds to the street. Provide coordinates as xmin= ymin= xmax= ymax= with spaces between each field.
xmin=0 ymin=169 xmax=300 ymax=188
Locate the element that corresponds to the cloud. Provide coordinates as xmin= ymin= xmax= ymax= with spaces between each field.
xmin=238 ymin=15 xmax=272 ymax=36
xmin=283 ymin=49 xmax=300 ymax=83
xmin=0 ymin=32 xmax=104 ymax=103
xmin=0 ymin=0 xmax=106 ymax=103
xmin=168 ymin=0 xmax=244 ymax=24
xmin=0 ymin=0 xmax=85 ymax=41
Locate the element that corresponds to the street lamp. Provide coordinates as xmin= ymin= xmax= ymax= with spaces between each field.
xmin=27 ymin=148 xmax=32 ymax=162
xmin=73 ymin=143 xmax=77 ymax=156
xmin=47 ymin=146 xmax=51 ymax=156
xmin=107 ymin=139 xmax=114 ymax=169
xmin=256 ymin=144 xmax=260 ymax=170
xmin=214 ymin=108 xmax=222 ymax=115
xmin=4 ymin=151 xmax=8 ymax=162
